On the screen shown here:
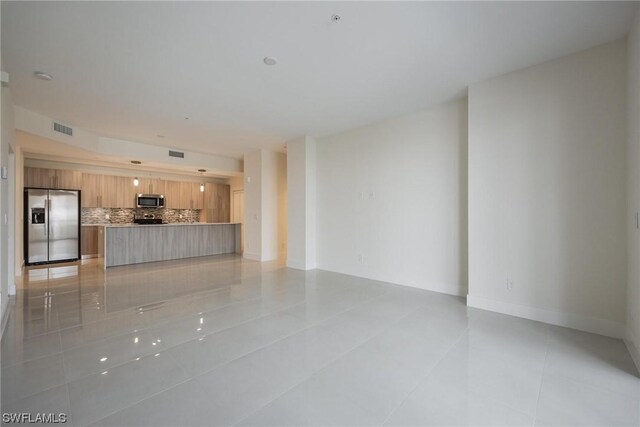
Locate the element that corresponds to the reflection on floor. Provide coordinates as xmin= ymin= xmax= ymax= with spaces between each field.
xmin=2 ymin=255 xmax=639 ymax=426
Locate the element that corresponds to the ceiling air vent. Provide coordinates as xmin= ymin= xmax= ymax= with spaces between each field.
xmin=168 ymin=150 xmax=184 ymax=159
xmin=53 ymin=122 xmax=73 ymax=136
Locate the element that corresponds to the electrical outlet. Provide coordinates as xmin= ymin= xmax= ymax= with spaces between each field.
xmin=506 ymin=279 xmax=514 ymax=290
xmin=357 ymin=254 xmax=363 ymax=264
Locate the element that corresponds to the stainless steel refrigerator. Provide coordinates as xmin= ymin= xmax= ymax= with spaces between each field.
xmin=25 ymin=189 xmax=80 ymax=265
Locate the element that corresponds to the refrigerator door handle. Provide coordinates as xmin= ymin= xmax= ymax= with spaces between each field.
xmin=44 ymin=198 xmax=48 ymax=236
xmin=48 ymin=198 xmax=53 ymax=237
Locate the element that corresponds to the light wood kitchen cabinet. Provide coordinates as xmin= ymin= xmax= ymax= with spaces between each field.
xmin=203 ymin=183 xmax=230 ymax=223
xmin=100 ymin=175 xmax=118 ymax=208
xmin=179 ymin=182 xmax=194 ymax=209
xmin=136 ymin=177 xmax=165 ymax=195
xmin=164 ymin=181 xmax=183 ymax=209
xmin=101 ymin=176 xmax=136 ymax=208
xmin=25 ymin=167 xmax=81 ymax=189
xmin=81 ymin=173 xmax=103 ymax=207
xmin=55 ymin=169 xmax=82 ymax=189
xmin=178 ymin=182 xmax=204 ymax=210
xmin=118 ymin=176 xmax=137 ymax=208
xmin=81 ymin=226 xmax=99 ymax=257
xmin=191 ymin=183 xmax=204 ymax=210
xmin=28 ymin=167 xmax=205 ymax=211
xmin=24 ymin=167 xmax=54 ymax=188
xmin=82 ymin=174 xmax=136 ymax=208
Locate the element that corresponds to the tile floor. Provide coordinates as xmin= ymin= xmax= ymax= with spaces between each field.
xmin=1 ymin=255 xmax=639 ymax=426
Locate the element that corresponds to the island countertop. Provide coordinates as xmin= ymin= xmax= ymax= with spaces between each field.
xmin=99 ymin=222 xmax=241 ymax=268
xmin=100 ymin=222 xmax=240 ymax=228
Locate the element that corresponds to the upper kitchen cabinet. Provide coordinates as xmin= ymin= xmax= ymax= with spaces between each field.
xmin=82 ymin=174 xmax=136 ymax=208
xmin=191 ymin=183 xmax=204 ymax=210
xmin=101 ymin=175 xmax=136 ymax=208
xmin=54 ymin=169 xmax=82 ymax=189
xmin=25 ymin=167 xmax=81 ymax=190
xmin=81 ymin=173 xmax=103 ymax=207
xmin=179 ymin=182 xmax=194 ymax=209
xmin=164 ymin=181 xmax=182 ymax=209
xmin=136 ymin=177 xmax=165 ymax=195
xmin=179 ymin=182 xmax=204 ymax=210
xmin=24 ymin=167 xmax=54 ymax=188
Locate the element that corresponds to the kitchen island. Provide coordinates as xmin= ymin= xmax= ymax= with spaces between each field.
xmin=97 ymin=223 xmax=241 ymax=268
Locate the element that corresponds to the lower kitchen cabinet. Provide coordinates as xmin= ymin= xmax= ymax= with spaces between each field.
xmin=81 ymin=226 xmax=99 ymax=258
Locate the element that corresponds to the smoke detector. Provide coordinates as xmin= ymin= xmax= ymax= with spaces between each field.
xmin=34 ymin=71 xmax=53 ymax=81
xmin=263 ymin=57 xmax=277 ymax=66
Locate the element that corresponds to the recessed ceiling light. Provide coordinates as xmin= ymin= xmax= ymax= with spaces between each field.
xmin=34 ymin=71 xmax=53 ymax=81
xmin=331 ymin=14 xmax=341 ymax=22
xmin=263 ymin=57 xmax=278 ymax=66
xmin=131 ymin=160 xmax=142 ymax=165
xmin=198 ymin=169 xmax=206 ymax=173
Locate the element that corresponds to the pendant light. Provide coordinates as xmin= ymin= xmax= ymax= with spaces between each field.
xmin=198 ymin=169 xmax=206 ymax=192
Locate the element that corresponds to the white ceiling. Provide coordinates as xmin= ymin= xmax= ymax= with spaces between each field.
xmin=2 ymin=1 xmax=637 ymax=159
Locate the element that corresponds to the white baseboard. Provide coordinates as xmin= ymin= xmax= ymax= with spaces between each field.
xmin=286 ymin=258 xmax=316 ymax=271
xmin=625 ymin=327 xmax=640 ymax=374
xmin=316 ymin=263 xmax=466 ymax=297
xmin=243 ymin=252 xmax=262 ymax=261
xmin=466 ymin=294 xmax=626 ymax=339
xmin=1 ymin=301 xmax=11 ymax=340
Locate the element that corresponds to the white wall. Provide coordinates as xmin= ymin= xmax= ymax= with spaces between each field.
xmin=468 ymin=40 xmax=628 ymax=337
xmin=1 ymin=60 xmax=16 ymax=325
xmin=277 ymin=152 xmax=287 ymax=257
xmin=287 ymin=136 xmax=317 ymax=270
xmin=243 ymin=149 xmax=286 ymax=262
xmin=13 ymin=144 xmax=23 ymax=280
xmin=317 ymin=99 xmax=468 ymax=296
xmin=243 ymin=150 xmax=262 ymax=260
xmin=626 ymin=11 xmax=640 ymax=367
xmin=262 ymin=150 xmax=286 ymax=261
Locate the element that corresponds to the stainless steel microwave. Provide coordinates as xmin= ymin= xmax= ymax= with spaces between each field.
xmin=136 ymin=194 xmax=165 ymax=208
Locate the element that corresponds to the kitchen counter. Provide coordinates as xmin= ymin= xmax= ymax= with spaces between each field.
xmin=103 ymin=222 xmax=240 ymax=228
xmin=98 ymin=223 xmax=241 ymax=268
xmin=84 ymin=222 xmax=239 ymax=227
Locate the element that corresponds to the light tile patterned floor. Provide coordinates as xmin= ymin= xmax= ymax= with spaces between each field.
xmin=2 ymin=255 xmax=638 ymax=426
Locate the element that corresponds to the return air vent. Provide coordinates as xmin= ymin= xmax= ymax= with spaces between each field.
xmin=168 ymin=150 xmax=184 ymax=159
xmin=53 ymin=122 xmax=73 ymax=136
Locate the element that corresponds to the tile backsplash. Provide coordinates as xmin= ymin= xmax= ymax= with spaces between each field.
xmin=82 ymin=208 xmax=201 ymax=224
